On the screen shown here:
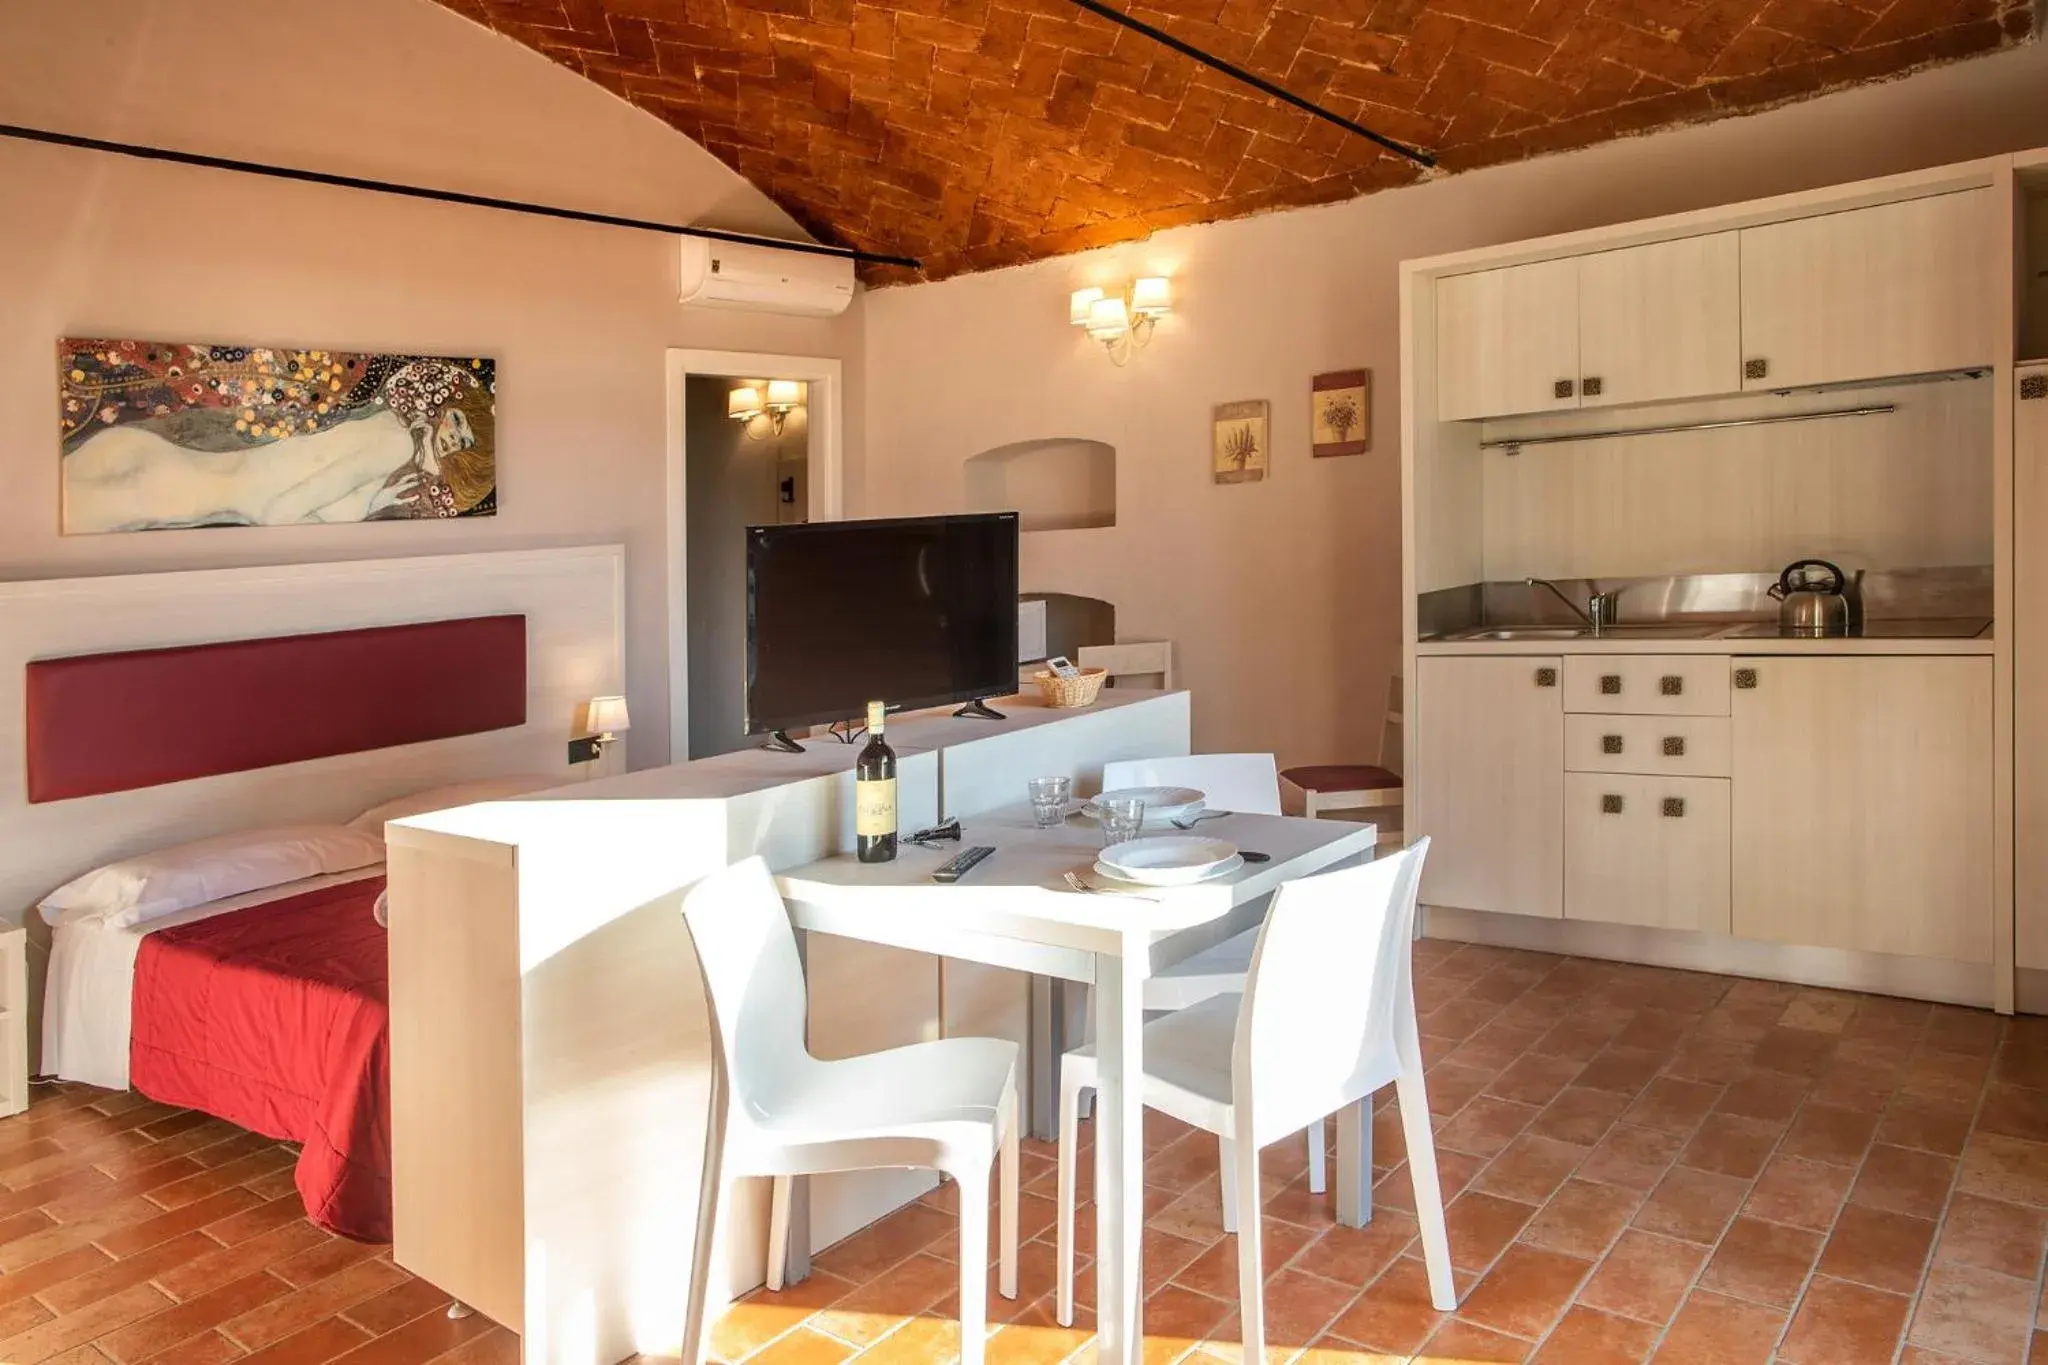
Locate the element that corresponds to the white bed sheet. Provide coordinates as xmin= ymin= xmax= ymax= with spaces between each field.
xmin=42 ymin=865 xmax=385 ymax=1092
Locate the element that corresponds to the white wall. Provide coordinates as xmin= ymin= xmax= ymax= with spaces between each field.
xmin=861 ymin=39 xmax=2048 ymax=769
xmin=0 ymin=0 xmax=865 ymax=769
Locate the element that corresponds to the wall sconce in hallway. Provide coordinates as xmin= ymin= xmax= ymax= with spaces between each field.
xmin=729 ymin=380 xmax=805 ymax=439
xmin=1069 ymin=277 xmax=1172 ymax=366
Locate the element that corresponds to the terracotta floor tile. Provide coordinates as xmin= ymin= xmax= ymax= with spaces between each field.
xmin=1676 ymin=1115 xmax=1780 ymax=1181
xmin=1908 ymin=1264 xmax=2036 ymax=1364
xmin=269 ymin=1239 xmax=384 ymax=1290
xmin=1878 ymin=1096 xmax=1976 ymax=1157
xmin=1750 ymin=1027 xmax=1838 ymax=1078
xmin=1373 ymin=1149 xmax=1484 ymax=1215
xmin=1777 ymin=1275 xmax=1910 ymax=1363
xmin=1663 ymin=1039 xmax=1756 ymax=1087
xmin=1169 ymin=1221 xmax=1315 ymax=1301
xmin=1142 ymin=1284 xmax=1231 ymax=1362
xmin=0 ymin=1282 xmax=174 ymax=1365
xmin=1416 ymin=1318 xmax=1531 ymax=1362
xmin=1648 ymin=1290 xmax=1784 ymax=1364
xmin=809 ymin=1252 xmax=956 ymax=1346
xmin=1437 ymin=1097 xmax=1541 ymax=1160
xmin=1961 ymin=1133 xmax=2048 ymax=1209
xmin=1575 ymin=1048 xmax=1667 ymax=1098
xmin=849 ymin=1316 xmax=961 ymax=1365
xmin=1486 ymin=1054 xmax=1587 ymax=1109
xmin=1578 ymin=1230 xmax=1707 ymax=1325
xmin=1329 ymin=1258 xmax=1452 ymax=1356
xmin=1780 ymin=993 xmax=1858 ymax=1034
xmin=0 ymin=1244 xmax=114 ymax=1308
xmin=1527 ymin=1088 xmax=1632 ymax=1148
xmin=1818 ymin=1204 xmax=1938 ymax=1294
xmin=1286 ymin=1212 xmax=1418 ymax=1287
xmin=155 ymin=1224 xmax=330 ymax=1303
xmin=1979 ymin=1085 xmax=2048 ymax=1144
xmin=1850 ymin=1143 xmax=1959 ymax=1220
xmin=336 ymin=1279 xmax=451 ymax=1338
xmin=1577 ymin=1125 xmax=1687 ymax=1194
xmin=221 ymin=1258 xmax=411 ymax=1351
xmin=1455 ymin=1243 xmax=1590 ymax=1339
xmin=1933 ymin=1192 xmax=2048 ymax=1279
xmin=99 ymin=1272 xmax=290 ymax=1365
xmin=1778 ymin=1103 xmax=1880 ymax=1168
xmin=1623 ymin=1079 xmax=1722 ymax=1135
xmin=1695 ymin=1217 xmax=1820 ymax=1309
xmin=40 ymin=1232 xmax=220 ymax=1315
xmin=95 ymin=1191 xmax=266 ymax=1260
xmin=1473 ymin=1136 xmax=1586 ymax=1206
xmin=1530 ymin=1306 xmax=1658 ymax=1364
xmin=1427 ymin=1064 xmax=1499 ymax=1119
xmin=1632 ymin=1168 xmax=1750 ymax=1245
xmin=136 ymin=1329 xmax=242 ymax=1365
xmin=1741 ymin=1154 xmax=1852 ymax=1231
xmin=1442 ymin=1193 xmax=1538 ymax=1272
xmin=1518 ymin=1179 xmax=1641 ymax=1260
xmin=814 ymin=1205 xmax=957 ymax=1282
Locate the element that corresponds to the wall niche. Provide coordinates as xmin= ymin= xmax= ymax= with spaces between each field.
xmin=963 ymin=438 xmax=1115 ymax=531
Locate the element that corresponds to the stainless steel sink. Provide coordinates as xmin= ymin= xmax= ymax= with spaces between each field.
xmin=1442 ymin=627 xmax=1588 ymax=641
xmin=1434 ymin=622 xmax=1723 ymax=642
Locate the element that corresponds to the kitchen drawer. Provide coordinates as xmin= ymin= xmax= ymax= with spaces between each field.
xmin=1565 ymin=774 xmax=1731 ymax=935
xmin=1563 ymin=655 xmax=1729 ymax=716
xmin=1565 ymin=715 xmax=1731 ymax=778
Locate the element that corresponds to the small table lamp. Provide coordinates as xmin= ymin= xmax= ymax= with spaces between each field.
xmin=588 ymin=695 xmax=630 ymax=753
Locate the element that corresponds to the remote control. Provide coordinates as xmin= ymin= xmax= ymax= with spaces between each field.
xmin=933 ymin=846 xmax=996 ymax=883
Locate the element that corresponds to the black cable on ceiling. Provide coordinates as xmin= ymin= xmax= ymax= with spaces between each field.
xmin=0 ymin=121 xmax=922 ymax=270
xmin=1060 ymin=0 xmax=1438 ymax=170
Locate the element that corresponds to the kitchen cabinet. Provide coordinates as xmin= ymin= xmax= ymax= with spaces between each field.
xmin=1578 ymin=232 xmax=1742 ymax=409
xmin=1435 ymin=259 xmax=1580 ymax=422
xmin=1565 ymin=714 xmax=1730 ymax=780
xmin=1562 ymin=655 xmax=1730 ymax=718
xmin=1565 ymin=773 xmax=1730 ymax=934
xmin=1414 ymin=655 xmax=1563 ymax=918
xmin=1730 ymin=656 xmax=1993 ymax=964
xmin=1739 ymin=190 xmax=1993 ymax=391
xmin=2018 ymin=363 xmax=2048 ymax=971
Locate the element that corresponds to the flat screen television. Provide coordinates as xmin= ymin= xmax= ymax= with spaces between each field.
xmin=745 ymin=512 xmax=1020 ymax=741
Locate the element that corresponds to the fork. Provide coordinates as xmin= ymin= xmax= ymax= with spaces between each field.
xmin=1063 ymin=871 xmax=1161 ymax=900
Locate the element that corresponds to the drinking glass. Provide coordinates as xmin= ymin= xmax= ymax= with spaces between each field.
xmin=1098 ymin=796 xmax=1147 ymax=847
xmin=1028 ymin=776 xmax=1072 ymax=828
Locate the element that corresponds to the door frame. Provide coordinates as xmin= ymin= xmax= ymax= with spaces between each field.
xmin=665 ymin=348 xmax=846 ymax=765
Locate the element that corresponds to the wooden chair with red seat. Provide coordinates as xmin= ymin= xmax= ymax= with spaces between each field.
xmin=1282 ymin=674 xmax=1403 ymax=846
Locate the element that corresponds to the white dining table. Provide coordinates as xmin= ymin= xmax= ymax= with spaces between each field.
xmin=773 ymin=806 xmax=1379 ymax=1365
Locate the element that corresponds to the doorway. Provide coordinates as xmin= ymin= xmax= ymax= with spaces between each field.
xmin=666 ymin=350 xmax=844 ymax=764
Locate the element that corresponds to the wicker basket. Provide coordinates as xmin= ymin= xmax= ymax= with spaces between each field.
xmin=1034 ymin=666 xmax=1108 ymax=709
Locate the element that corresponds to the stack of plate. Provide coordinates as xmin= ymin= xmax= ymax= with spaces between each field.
xmin=1095 ymin=836 xmax=1243 ymax=887
xmin=1079 ymin=786 xmax=1205 ymax=826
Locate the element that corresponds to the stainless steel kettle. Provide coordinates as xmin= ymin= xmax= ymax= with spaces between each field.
xmin=1768 ymin=558 xmax=1851 ymax=637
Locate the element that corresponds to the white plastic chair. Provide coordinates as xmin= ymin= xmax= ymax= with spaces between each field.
xmin=1089 ymin=755 xmax=1324 ymax=1202
xmin=1054 ymin=841 xmax=1456 ymax=1349
xmin=682 ymin=858 xmax=1021 ymax=1365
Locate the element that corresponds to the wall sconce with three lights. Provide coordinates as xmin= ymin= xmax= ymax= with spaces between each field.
xmin=728 ymin=379 xmax=805 ymax=438
xmin=1069 ymin=277 xmax=1172 ymax=365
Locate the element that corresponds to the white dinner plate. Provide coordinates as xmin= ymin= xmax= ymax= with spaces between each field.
xmin=1081 ymin=786 xmax=1206 ymax=825
xmin=1097 ymin=836 xmax=1239 ymax=886
xmin=1092 ymin=852 xmax=1244 ymax=889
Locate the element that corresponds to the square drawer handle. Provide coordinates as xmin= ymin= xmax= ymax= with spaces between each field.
xmin=1602 ymin=734 xmax=1624 ymax=754
xmin=1600 ymin=674 xmax=1622 ymax=695
xmin=1662 ymin=797 xmax=1686 ymax=818
xmin=1734 ymin=667 xmax=1759 ymax=690
xmin=1535 ymin=667 xmax=1557 ymax=688
xmin=1660 ymin=674 xmax=1684 ymax=696
xmin=2022 ymin=374 xmax=2047 ymax=401
xmin=1601 ymin=794 xmax=1624 ymax=815
xmin=1555 ymin=379 xmax=1576 ymax=399
xmin=1663 ymin=736 xmax=1686 ymax=757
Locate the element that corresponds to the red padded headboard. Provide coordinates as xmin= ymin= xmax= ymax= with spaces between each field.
xmin=25 ymin=615 xmax=527 ymax=803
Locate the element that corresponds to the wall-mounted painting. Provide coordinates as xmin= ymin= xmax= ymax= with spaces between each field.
xmin=59 ymin=339 xmax=497 ymax=534
xmin=1311 ymin=369 xmax=1370 ymax=457
xmin=1212 ymin=400 xmax=1269 ymax=485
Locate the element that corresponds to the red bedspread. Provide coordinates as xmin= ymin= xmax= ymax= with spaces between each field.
xmin=131 ymin=877 xmax=391 ymax=1241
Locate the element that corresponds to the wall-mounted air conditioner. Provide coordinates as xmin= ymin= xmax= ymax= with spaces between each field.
xmin=679 ymin=238 xmax=855 ymax=318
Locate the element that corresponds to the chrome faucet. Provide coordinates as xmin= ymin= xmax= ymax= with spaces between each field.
xmin=1525 ymin=577 xmax=1620 ymax=634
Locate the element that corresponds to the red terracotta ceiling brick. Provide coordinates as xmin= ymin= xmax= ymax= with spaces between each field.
xmin=434 ymin=0 xmax=2037 ymax=279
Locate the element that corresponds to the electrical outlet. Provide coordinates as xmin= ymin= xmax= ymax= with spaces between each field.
xmin=568 ymin=736 xmax=602 ymax=764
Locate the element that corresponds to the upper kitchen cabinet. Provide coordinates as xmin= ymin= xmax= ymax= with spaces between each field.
xmin=1577 ymin=232 xmax=1742 ymax=409
xmin=1739 ymin=190 xmax=1994 ymax=391
xmin=1436 ymin=257 xmax=1581 ymax=422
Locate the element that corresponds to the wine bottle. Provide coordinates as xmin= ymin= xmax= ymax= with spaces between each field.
xmin=855 ymin=700 xmax=897 ymax=863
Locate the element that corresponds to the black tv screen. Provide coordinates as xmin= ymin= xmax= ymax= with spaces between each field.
xmin=745 ymin=512 xmax=1020 ymax=734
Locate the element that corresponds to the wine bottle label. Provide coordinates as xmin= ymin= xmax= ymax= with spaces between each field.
xmin=856 ymin=778 xmax=897 ymax=837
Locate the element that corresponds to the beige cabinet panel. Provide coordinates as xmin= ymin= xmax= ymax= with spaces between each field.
xmin=1436 ymin=258 xmax=1581 ymax=421
xmin=1578 ymin=233 xmax=1742 ymax=408
xmin=1562 ymin=656 xmax=1731 ymax=717
xmin=1730 ymin=657 xmax=1993 ymax=963
xmin=2018 ymin=365 xmax=2048 ymax=970
xmin=1414 ymin=655 xmax=1564 ymax=918
xmin=1565 ymin=774 xmax=1730 ymax=934
xmin=1740 ymin=191 xmax=1994 ymax=390
xmin=1565 ymin=714 xmax=1731 ymax=779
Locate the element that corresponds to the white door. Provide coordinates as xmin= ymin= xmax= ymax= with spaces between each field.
xmin=1436 ymin=258 xmax=1582 ymax=421
xmin=1739 ymin=191 xmax=1994 ymax=391
xmin=1414 ymin=655 xmax=1564 ymax=917
xmin=2018 ymin=364 xmax=2048 ymax=970
xmin=1577 ymin=233 xmax=1742 ymax=408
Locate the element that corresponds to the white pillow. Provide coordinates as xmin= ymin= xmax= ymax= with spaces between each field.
xmin=40 ymin=825 xmax=386 ymax=929
xmin=348 ymin=775 xmax=562 ymax=833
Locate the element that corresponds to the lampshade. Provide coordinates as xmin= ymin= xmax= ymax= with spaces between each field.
xmin=728 ymin=386 xmax=763 ymax=420
xmin=765 ymin=379 xmax=802 ymax=409
xmin=588 ymin=695 xmax=631 ymax=735
xmin=1068 ymin=286 xmax=1105 ymax=326
xmin=1131 ymin=276 xmax=1172 ymax=316
xmin=1085 ymin=295 xmax=1130 ymax=339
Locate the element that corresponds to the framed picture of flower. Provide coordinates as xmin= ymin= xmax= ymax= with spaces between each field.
xmin=1311 ymin=370 xmax=1370 ymax=457
xmin=58 ymin=338 xmax=497 ymax=534
xmin=1212 ymin=400 xmax=1269 ymax=485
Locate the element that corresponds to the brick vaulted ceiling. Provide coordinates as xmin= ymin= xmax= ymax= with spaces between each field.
xmin=437 ymin=0 xmax=2037 ymax=280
